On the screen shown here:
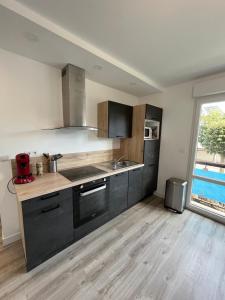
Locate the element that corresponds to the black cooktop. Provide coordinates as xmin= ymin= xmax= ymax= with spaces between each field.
xmin=59 ymin=166 xmax=107 ymax=181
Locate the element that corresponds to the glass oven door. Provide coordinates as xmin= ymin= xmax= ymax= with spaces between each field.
xmin=74 ymin=181 xmax=109 ymax=228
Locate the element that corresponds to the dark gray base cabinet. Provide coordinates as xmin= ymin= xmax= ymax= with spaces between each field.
xmin=22 ymin=169 xmax=146 ymax=271
xmin=22 ymin=188 xmax=74 ymax=271
xmin=109 ymin=172 xmax=128 ymax=218
xmin=142 ymin=164 xmax=158 ymax=198
xmin=128 ymin=168 xmax=143 ymax=207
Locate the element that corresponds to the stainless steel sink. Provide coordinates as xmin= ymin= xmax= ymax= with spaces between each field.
xmin=100 ymin=160 xmax=138 ymax=170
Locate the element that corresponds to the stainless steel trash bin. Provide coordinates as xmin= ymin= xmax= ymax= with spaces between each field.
xmin=164 ymin=178 xmax=188 ymax=213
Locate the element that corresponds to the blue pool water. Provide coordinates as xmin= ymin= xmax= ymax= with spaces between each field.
xmin=192 ymin=168 xmax=225 ymax=204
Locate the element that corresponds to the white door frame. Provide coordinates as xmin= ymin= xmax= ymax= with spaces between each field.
xmin=186 ymin=93 xmax=225 ymax=225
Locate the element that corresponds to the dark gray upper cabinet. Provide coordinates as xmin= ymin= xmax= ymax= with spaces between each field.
xmin=22 ymin=188 xmax=74 ymax=271
xmin=145 ymin=104 xmax=162 ymax=122
xmin=108 ymin=101 xmax=133 ymax=138
xmin=128 ymin=168 xmax=143 ymax=208
xmin=109 ymin=171 xmax=128 ymax=218
xmin=98 ymin=101 xmax=133 ymax=138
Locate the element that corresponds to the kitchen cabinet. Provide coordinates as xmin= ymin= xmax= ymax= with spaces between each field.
xmin=145 ymin=104 xmax=162 ymax=122
xmin=142 ymin=140 xmax=160 ymax=197
xmin=109 ymin=171 xmax=128 ymax=218
xmin=120 ymin=104 xmax=162 ymax=198
xmin=144 ymin=140 xmax=160 ymax=165
xmin=128 ymin=167 xmax=143 ymax=207
xmin=143 ymin=107 xmax=162 ymax=198
xmin=98 ymin=100 xmax=133 ymax=138
xmin=22 ymin=188 xmax=73 ymax=271
xmin=18 ymin=166 xmax=144 ymax=271
xmin=142 ymin=164 xmax=158 ymax=198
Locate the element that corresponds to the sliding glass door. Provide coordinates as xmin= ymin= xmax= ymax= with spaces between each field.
xmin=187 ymin=98 xmax=225 ymax=223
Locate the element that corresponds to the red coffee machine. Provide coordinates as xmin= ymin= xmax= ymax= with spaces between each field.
xmin=14 ymin=153 xmax=35 ymax=184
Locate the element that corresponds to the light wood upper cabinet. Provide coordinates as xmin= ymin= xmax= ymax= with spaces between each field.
xmin=98 ymin=101 xmax=133 ymax=138
xmin=120 ymin=104 xmax=146 ymax=163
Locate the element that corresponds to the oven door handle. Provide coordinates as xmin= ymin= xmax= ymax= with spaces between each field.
xmin=80 ymin=184 xmax=107 ymax=197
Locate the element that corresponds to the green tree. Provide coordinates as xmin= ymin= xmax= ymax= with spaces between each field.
xmin=199 ymin=109 xmax=225 ymax=164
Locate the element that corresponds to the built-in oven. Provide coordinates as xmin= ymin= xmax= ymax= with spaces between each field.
xmin=73 ymin=177 xmax=109 ymax=228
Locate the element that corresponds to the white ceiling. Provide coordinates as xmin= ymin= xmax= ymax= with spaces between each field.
xmin=1 ymin=0 xmax=225 ymax=94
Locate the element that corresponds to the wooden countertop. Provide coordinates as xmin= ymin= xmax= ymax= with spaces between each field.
xmin=15 ymin=163 xmax=144 ymax=202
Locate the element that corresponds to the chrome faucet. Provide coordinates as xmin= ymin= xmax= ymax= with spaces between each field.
xmin=113 ymin=155 xmax=125 ymax=164
xmin=112 ymin=155 xmax=126 ymax=169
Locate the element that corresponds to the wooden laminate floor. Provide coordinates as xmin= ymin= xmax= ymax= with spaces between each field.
xmin=0 ymin=196 xmax=225 ymax=300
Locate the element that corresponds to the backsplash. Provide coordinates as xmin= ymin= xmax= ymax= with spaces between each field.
xmin=11 ymin=149 xmax=122 ymax=176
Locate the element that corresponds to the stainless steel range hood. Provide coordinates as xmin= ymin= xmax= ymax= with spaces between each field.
xmin=61 ymin=64 xmax=97 ymax=130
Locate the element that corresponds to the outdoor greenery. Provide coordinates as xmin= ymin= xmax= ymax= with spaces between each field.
xmin=199 ymin=109 xmax=225 ymax=159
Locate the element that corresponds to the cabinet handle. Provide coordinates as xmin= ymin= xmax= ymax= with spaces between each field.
xmin=41 ymin=204 xmax=60 ymax=213
xmin=116 ymin=135 xmax=124 ymax=138
xmin=80 ymin=185 xmax=106 ymax=197
xmin=40 ymin=192 xmax=60 ymax=201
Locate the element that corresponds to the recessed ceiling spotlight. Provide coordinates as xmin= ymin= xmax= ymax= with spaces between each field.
xmin=129 ymin=82 xmax=137 ymax=86
xmin=23 ymin=32 xmax=39 ymax=43
xmin=93 ymin=65 xmax=103 ymax=71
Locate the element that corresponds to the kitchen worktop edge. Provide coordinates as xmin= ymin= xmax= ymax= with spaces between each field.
xmin=15 ymin=163 xmax=144 ymax=202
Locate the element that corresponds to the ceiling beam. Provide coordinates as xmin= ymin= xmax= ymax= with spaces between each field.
xmin=0 ymin=0 xmax=163 ymax=92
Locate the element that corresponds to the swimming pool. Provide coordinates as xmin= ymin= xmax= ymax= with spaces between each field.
xmin=192 ymin=168 xmax=225 ymax=204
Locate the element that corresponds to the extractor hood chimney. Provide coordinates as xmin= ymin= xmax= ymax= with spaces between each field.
xmin=61 ymin=64 xmax=97 ymax=130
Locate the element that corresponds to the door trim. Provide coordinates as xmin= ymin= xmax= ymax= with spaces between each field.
xmin=186 ymin=94 xmax=225 ymax=224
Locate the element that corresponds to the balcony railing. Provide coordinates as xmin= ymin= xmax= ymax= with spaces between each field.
xmin=194 ymin=160 xmax=225 ymax=186
xmin=195 ymin=160 xmax=225 ymax=169
xmin=192 ymin=160 xmax=225 ymax=213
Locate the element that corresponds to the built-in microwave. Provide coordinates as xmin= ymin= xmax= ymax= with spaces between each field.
xmin=144 ymin=119 xmax=160 ymax=140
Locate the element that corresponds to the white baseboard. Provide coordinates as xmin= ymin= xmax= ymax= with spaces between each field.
xmin=154 ymin=191 xmax=164 ymax=199
xmin=2 ymin=232 xmax=21 ymax=246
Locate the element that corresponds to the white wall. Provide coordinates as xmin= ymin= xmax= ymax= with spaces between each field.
xmin=140 ymin=82 xmax=195 ymax=197
xmin=0 ymin=157 xmax=20 ymax=245
xmin=0 ymin=48 xmax=138 ymax=158
xmin=0 ymin=48 xmax=138 ymax=243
